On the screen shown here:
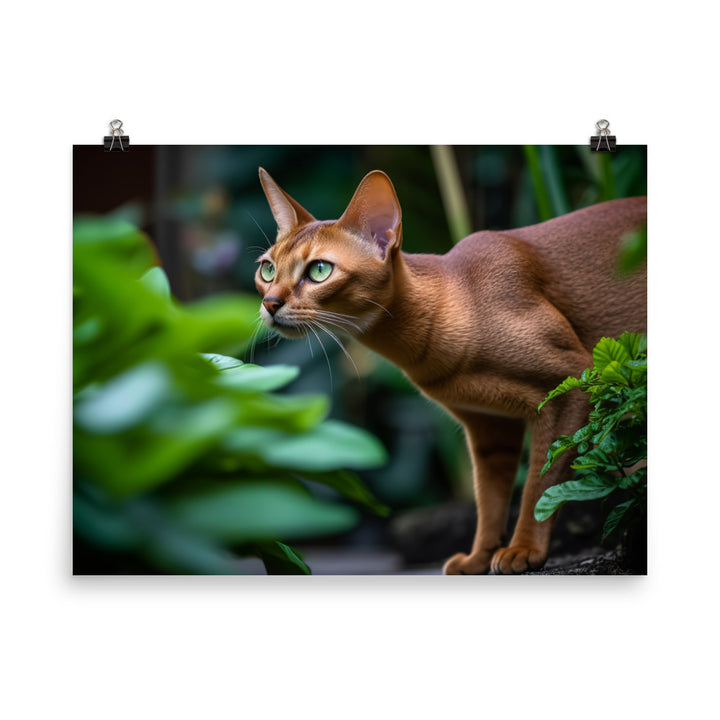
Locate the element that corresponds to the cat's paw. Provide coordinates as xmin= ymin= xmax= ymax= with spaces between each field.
xmin=490 ymin=545 xmax=547 ymax=574
xmin=443 ymin=551 xmax=492 ymax=575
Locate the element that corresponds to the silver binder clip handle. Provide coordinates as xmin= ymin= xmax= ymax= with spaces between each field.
xmin=108 ymin=119 xmax=125 ymax=152
xmin=596 ymin=119 xmax=611 ymax=151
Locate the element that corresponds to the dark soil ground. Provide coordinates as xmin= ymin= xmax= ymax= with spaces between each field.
xmin=388 ymin=496 xmax=646 ymax=575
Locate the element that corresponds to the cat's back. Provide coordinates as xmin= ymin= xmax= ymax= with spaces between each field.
xmin=509 ymin=196 xmax=646 ymax=261
xmin=445 ymin=197 xmax=647 ymax=347
xmin=451 ymin=197 xmax=645 ymax=267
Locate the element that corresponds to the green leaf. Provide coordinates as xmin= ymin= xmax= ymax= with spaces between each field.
xmin=74 ymin=215 xmax=148 ymax=248
xmin=298 ymin=470 xmax=390 ymax=516
xmin=534 ymin=474 xmax=619 ymax=521
xmin=142 ymin=521 xmax=251 ymax=575
xmin=617 ymin=332 xmax=647 ymax=360
xmin=140 ymin=266 xmax=171 ymax=300
xmin=618 ymin=466 xmax=647 ymax=490
xmin=201 ymin=353 xmax=244 ymax=371
xmin=165 ymin=480 xmax=359 ymax=542
xmin=592 ymin=337 xmax=631 ymax=373
xmin=540 ymin=435 xmax=574 ymax=476
xmin=74 ymin=218 xmax=157 ymax=285
xmin=223 ymin=420 xmax=387 ymax=472
xmin=602 ymin=499 xmax=637 ymax=542
xmin=252 ymin=541 xmax=312 ymax=575
xmin=215 ymin=362 xmax=300 ymax=393
xmin=600 ymin=360 xmax=629 ymax=386
xmin=234 ymin=394 xmax=329 ymax=433
xmin=538 ymin=376 xmax=583 ymax=410
xmin=571 ymin=447 xmax=614 ymax=471
xmin=598 ymin=431 xmax=619 ymax=454
xmin=74 ymin=361 xmax=172 ymax=433
xmin=181 ymin=295 xmax=261 ymax=356
xmin=75 ymin=397 xmax=242 ymax=496
xmin=572 ymin=425 xmax=593 ymax=444
xmin=260 ymin=420 xmax=388 ymax=472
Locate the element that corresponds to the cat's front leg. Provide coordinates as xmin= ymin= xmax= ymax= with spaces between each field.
xmin=443 ymin=413 xmax=524 ymax=575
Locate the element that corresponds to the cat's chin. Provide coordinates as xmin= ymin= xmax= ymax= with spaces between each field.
xmin=268 ymin=321 xmax=305 ymax=340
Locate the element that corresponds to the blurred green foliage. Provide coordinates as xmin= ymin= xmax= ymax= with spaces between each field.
xmin=73 ymin=216 xmax=388 ymax=574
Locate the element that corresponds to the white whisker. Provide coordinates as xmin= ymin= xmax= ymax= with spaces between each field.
xmin=247 ymin=211 xmax=273 ymax=248
xmin=313 ymin=310 xmax=363 ymax=333
xmin=246 ymin=315 xmax=266 ymax=363
xmin=305 ymin=321 xmax=333 ymax=390
xmin=312 ymin=320 xmax=360 ymax=379
xmin=362 ymin=297 xmax=393 ymax=317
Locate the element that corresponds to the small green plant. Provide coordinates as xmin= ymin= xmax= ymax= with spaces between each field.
xmin=534 ymin=333 xmax=647 ymax=548
xmin=74 ymin=216 xmax=388 ymax=574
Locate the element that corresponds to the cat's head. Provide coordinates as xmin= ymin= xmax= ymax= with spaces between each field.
xmin=255 ymin=167 xmax=402 ymax=339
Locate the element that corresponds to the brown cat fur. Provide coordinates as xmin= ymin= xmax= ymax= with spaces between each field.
xmin=256 ymin=167 xmax=646 ymax=574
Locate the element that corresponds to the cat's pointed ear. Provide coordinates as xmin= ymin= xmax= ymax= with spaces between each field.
xmin=337 ymin=171 xmax=402 ymax=259
xmin=259 ymin=167 xmax=316 ymax=237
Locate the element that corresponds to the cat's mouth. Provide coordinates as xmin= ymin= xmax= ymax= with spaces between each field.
xmin=265 ymin=316 xmax=306 ymax=339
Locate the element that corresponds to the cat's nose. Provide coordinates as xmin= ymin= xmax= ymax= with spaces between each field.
xmin=262 ymin=296 xmax=285 ymax=316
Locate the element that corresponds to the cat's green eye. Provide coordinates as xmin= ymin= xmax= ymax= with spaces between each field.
xmin=259 ymin=261 xmax=276 ymax=282
xmin=307 ymin=260 xmax=333 ymax=283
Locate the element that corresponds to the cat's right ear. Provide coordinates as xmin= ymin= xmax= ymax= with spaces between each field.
xmin=258 ymin=167 xmax=316 ymax=237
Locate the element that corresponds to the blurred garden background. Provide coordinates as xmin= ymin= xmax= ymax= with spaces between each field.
xmin=73 ymin=144 xmax=646 ymax=574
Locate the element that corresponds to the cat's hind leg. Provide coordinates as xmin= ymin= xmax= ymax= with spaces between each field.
xmin=443 ymin=413 xmax=524 ymax=575
xmin=490 ymin=389 xmax=589 ymax=574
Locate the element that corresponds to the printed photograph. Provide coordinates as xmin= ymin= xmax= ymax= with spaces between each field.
xmin=73 ymin=144 xmax=647 ymax=575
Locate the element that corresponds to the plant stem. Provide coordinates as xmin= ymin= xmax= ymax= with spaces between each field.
xmin=523 ymin=145 xmax=553 ymax=221
xmin=429 ymin=145 xmax=472 ymax=245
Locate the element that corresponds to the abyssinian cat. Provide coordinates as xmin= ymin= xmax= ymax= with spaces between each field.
xmin=255 ymin=166 xmax=646 ymax=574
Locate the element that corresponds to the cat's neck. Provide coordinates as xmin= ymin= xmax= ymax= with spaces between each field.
xmin=360 ymin=252 xmax=447 ymax=374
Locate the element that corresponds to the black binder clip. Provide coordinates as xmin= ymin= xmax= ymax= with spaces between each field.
xmin=590 ymin=119 xmax=616 ymax=152
xmin=104 ymin=119 xmax=129 ymax=152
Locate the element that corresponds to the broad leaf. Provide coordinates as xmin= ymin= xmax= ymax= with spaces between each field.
xmin=600 ymin=361 xmax=629 ymax=386
xmin=592 ymin=337 xmax=630 ymax=372
xmin=140 ymin=266 xmax=172 ymax=300
xmin=165 ymin=480 xmax=359 ymax=542
xmin=297 ymin=470 xmax=390 ymax=516
xmin=259 ymin=420 xmax=388 ymax=472
xmin=601 ymin=498 xmax=637 ymax=542
xmin=215 ymin=363 xmax=300 ymax=393
xmin=617 ymin=332 xmax=647 ymax=359
xmin=535 ymin=474 xmax=619 ymax=521
xmin=74 ymin=361 xmax=172 ymax=434
xmin=201 ymin=353 xmax=244 ymax=371
xmin=252 ymin=541 xmax=312 ymax=575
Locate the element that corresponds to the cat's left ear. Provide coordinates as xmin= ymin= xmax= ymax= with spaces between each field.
xmin=337 ymin=171 xmax=402 ymax=259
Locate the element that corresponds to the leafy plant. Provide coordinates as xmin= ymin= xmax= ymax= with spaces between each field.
xmin=73 ymin=216 xmax=388 ymax=574
xmin=534 ymin=333 xmax=647 ymax=549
